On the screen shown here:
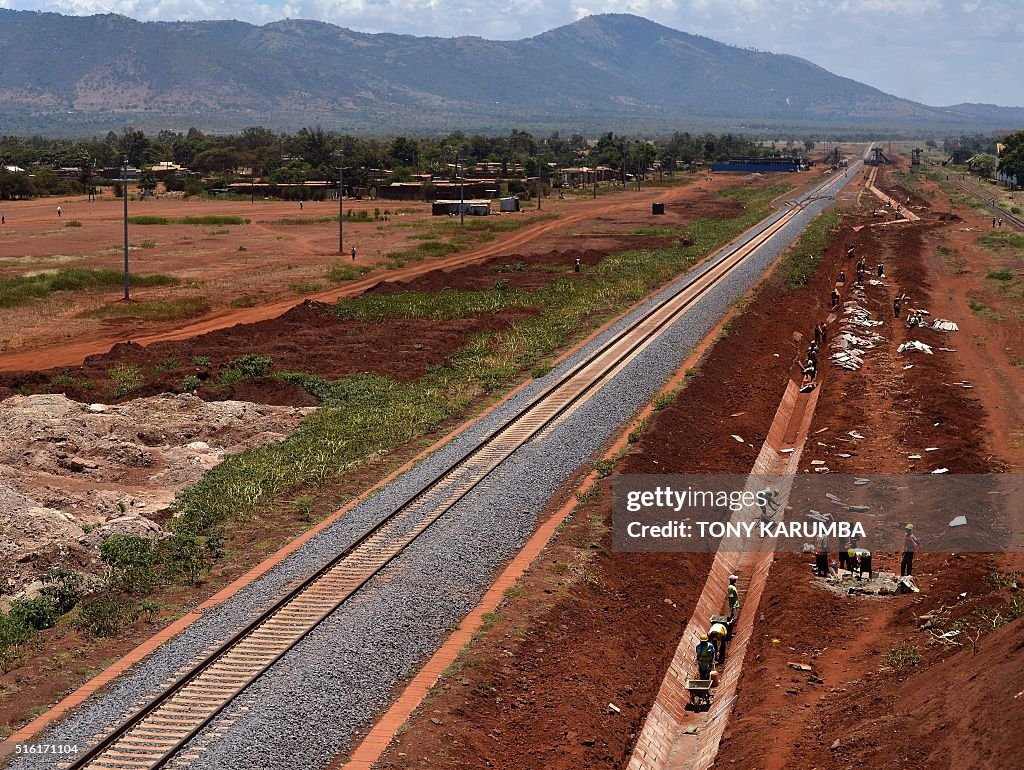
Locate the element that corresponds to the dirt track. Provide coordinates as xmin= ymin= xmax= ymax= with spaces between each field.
xmin=0 ymin=179 xmax=727 ymax=372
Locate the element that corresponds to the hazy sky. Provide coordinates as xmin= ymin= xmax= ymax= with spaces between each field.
xmin=3 ymin=0 xmax=1021 ymax=107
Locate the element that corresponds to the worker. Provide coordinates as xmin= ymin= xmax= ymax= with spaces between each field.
xmin=877 ymin=262 xmax=885 ymax=277
xmin=574 ymin=257 xmax=581 ymax=273
xmin=709 ymin=621 xmax=729 ymax=664
xmin=727 ymin=574 xmax=740 ymax=621
xmin=814 ymin=531 xmax=830 ymax=576
xmin=758 ymin=487 xmax=780 ymax=522
xmin=893 ymin=295 xmax=902 ymax=319
xmin=837 ymin=270 xmax=846 ymax=284
xmin=901 ymin=524 xmax=920 ymax=576
xmin=831 ymin=287 xmax=840 ymax=309
xmin=695 ymin=633 xmax=716 ymax=680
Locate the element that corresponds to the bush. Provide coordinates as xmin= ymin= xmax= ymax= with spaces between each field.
xmin=9 ymin=596 xmax=59 ymax=631
xmin=181 ymin=375 xmax=201 ymax=392
xmin=100 ymin=534 xmax=158 ymax=593
xmin=229 ymin=354 xmax=273 ymax=378
xmin=40 ymin=567 xmax=84 ymax=614
xmin=73 ymin=593 xmax=140 ymax=637
xmin=163 ymin=533 xmax=210 ymax=585
xmin=64 ymin=219 xmax=82 ymax=228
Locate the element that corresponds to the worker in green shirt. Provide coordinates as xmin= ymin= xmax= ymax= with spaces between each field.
xmin=695 ymin=633 xmax=716 ymax=680
xmin=727 ymin=574 xmax=740 ymax=620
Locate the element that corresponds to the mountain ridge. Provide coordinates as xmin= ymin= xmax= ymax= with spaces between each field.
xmin=0 ymin=10 xmax=1019 ymax=135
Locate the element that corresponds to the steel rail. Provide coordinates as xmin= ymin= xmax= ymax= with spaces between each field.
xmin=63 ymin=169 xmax=850 ymax=770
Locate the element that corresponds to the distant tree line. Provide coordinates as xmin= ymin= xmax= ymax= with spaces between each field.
xmin=0 ymin=126 xmax=803 ymax=199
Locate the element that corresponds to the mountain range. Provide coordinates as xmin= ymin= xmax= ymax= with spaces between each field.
xmin=0 ymin=10 xmax=1021 ymax=136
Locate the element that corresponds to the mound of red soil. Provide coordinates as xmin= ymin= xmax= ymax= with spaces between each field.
xmin=830 ymin=616 xmax=1024 ymax=768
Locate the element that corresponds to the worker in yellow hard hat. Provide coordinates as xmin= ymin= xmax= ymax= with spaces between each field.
xmin=709 ymin=621 xmax=730 ymax=664
xmin=695 ymin=632 xmax=716 ymax=680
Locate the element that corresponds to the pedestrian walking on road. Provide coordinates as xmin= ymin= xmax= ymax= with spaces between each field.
xmin=901 ymin=524 xmax=920 ymax=577
xmin=56 ymin=205 xmax=62 ymax=218
xmin=992 ymin=217 xmax=997 ymax=228
xmin=351 ymin=245 xmax=356 ymax=261
xmin=999 ymin=218 xmax=1003 ymax=227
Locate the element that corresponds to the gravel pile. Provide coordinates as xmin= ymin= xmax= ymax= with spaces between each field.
xmin=9 ymin=174 xmax=854 ymax=770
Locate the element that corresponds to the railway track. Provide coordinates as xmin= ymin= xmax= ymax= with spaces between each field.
xmin=61 ymin=168 xmax=853 ymax=770
xmin=948 ymin=178 xmax=1024 ymax=230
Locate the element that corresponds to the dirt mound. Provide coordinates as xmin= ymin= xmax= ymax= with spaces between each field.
xmin=829 ymin=617 xmax=1024 ymax=768
xmin=0 ymin=300 xmax=539 ymax=407
xmin=0 ymin=393 xmax=312 ymax=599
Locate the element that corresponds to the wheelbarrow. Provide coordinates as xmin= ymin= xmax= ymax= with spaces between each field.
xmin=685 ymin=678 xmax=713 ymax=708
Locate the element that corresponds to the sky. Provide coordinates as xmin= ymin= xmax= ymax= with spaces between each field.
xmin=2 ymin=0 xmax=1021 ymax=107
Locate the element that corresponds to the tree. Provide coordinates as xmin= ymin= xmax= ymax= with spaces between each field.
xmin=998 ymin=131 xmax=1024 ymax=181
xmin=971 ymin=153 xmax=997 ymax=179
xmin=138 ymin=170 xmax=157 ymax=194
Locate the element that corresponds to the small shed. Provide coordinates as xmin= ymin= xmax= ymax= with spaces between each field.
xmin=432 ymin=199 xmax=491 ymax=216
xmin=499 ymin=197 xmax=520 ymax=212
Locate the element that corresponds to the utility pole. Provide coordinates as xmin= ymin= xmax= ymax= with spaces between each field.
xmin=251 ymin=164 xmax=256 ymax=204
xmin=537 ymin=155 xmax=542 ymax=211
xmin=458 ymin=153 xmax=465 ymax=226
xmin=337 ymin=151 xmax=344 ymax=255
xmin=121 ymin=156 xmax=130 ymax=300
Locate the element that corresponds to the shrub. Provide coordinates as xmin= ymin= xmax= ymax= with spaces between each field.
xmin=163 ymin=533 xmax=210 ymax=585
xmin=191 ymin=355 xmax=211 ymax=366
xmin=986 ymin=269 xmax=1014 ymax=281
xmin=886 ymin=643 xmax=922 ymax=670
xmin=64 ymin=219 xmax=82 ymax=228
xmin=73 ymin=593 xmax=140 ymax=637
xmin=181 ymin=375 xmax=201 ymax=392
xmin=229 ymin=354 xmax=273 ymax=378
xmin=9 ymin=596 xmax=59 ymax=631
xmin=100 ymin=534 xmax=158 ymax=593
xmin=40 ymin=567 xmax=84 ymax=614
xmin=108 ymin=363 xmax=143 ymax=396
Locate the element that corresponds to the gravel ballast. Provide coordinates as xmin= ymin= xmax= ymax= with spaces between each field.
xmin=9 ymin=173 xmax=855 ymax=770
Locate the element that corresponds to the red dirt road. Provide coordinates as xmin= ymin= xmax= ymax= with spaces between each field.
xmin=0 ymin=179 xmax=733 ymax=372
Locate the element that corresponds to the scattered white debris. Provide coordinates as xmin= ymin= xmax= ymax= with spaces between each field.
xmin=814 ymin=467 xmax=831 ymax=473
xmin=949 ymin=515 xmax=968 ymax=527
xmin=732 ymin=434 xmax=744 ymax=443
xmin=608 ymin=702 xmax=621 ymax=714
xmin=811 ymin=460 xmax=826 ymax=465
xmin=925 ymin=447 xmax=939 ymax=452
xmin=780 ymin=448 xmax=796 ymax=454
xmin=932 ymin=468 xmax=949 ymax=474
xmin=898 ymin=340 xmax=933 ymax=355
xmin=730 ymin=412 xmax=746 ymax=418
xmin=88 ymin=403 xmax=109 ymax=413
xmin=932 ymin=319 xmax=959 ymax=332
xmin=903 ymin=364 xmax=914 ymax=370
xmin=854 ymin=478 xmax=870 ymax=485
xmin=838 ymin=453 xmax=852 ymax=458
xmin=908 ymin=454 xmax=922 ymax=460
xmin=848 ymin=430 xmax=865 ymax=440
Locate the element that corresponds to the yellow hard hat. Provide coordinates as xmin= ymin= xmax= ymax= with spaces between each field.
xmin=710 ymin=623 xmax=728 ymax=637
xmin=848 ymin=549 xmax=856 ymax=557
xmin=699 ymin=633 xmax=708 ymax=641
xmin=905 ymin=523 xmax=914 ymax=530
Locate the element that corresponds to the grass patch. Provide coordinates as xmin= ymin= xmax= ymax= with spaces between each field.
xmin=986 ymin=269 xmax=1015 ymax=281
xmin=0 ymin=268 xmax=179 ymax=309
xmin=170 ymin=183 xmax=792 ymax=537
xmin=128 ymin=215 xmax=250 ymax=226
xmin=782 ymin=209 xmax=842 ymax=288
xmin=886 ymin=643 xmax=922 ymax=670
xmin=978 ymin=232 xmax=1024 ymax=250
xmin=229 ymin=294 xmax=264 ymax=308
xmin=326 ymin=263 xmax=371 ymax=283
xmin=64 ymin=219 xmax=82 ymax=228
xmin=85 ymin=297 xmax=210 ymax=322
xmin=262 ymin=216 xmax=338 ymax=225
xmin=288 ymin=282 xmax=324 ymax=294
xmin=330 ymin=287 xmax=534 ymax=323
